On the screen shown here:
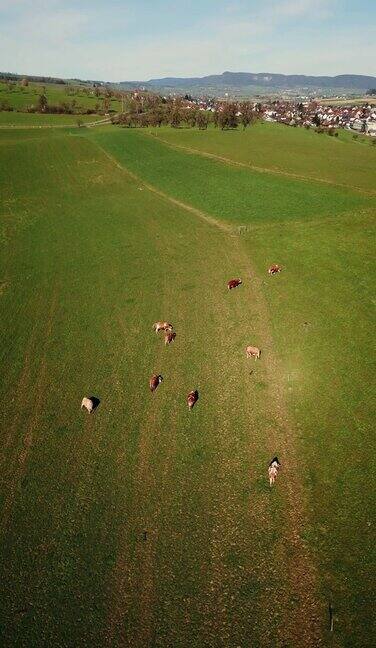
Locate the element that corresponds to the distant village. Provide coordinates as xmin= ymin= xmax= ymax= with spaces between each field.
xmin=122 ymin=88 xmax=376 ymax=136
xmin=181 ymin=96 xmax=376 ymax=136
xmin=261 ymin=100 xmax=376 ymax=136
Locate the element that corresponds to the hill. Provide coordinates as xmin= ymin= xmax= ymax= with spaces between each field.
xmin=118 ymin=71 xmax=376 ymax=96
xmin=2 ymin=70 xmax=375 ymax=98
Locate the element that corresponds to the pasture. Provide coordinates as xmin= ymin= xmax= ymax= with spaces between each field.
xmin=0 ymin=112 xmax=103 ymax=127
xmin=0 ymin=121 xmax=375 ymax=648
xmin=0 ymin=80 xmax=121 ymax=113
xmin=142 ymin=121 xmax=376 ymax=193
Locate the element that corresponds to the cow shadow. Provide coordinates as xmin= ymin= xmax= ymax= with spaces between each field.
xmin=88 ymin=396 xmax=101 ymax=411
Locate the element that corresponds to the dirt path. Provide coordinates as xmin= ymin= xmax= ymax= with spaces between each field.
xmin=145 ymin=132 xmax=376 ymax=197
xmin=92 ymin=139 xmax=324 ymax=646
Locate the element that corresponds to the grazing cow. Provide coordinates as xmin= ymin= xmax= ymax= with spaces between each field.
xmin=149 ymin=374 xmax=163 ymax=392
xmin=153 ymin=321 xmax=173 ymax=334
xmin=164 ymin=331 xmax=176 ymax=345
xmin=187 ymin=389 xmax=199 ymax=410
xmin=268 ymin=457 xmax=281 ymax=487
xmin=81 ymin=397 xmax=94 ymax=413
xmin=268 ymin=264 xmax=282 ymax=275
xmin=245 ymin=345 xmax=261 ymax=359
xmin=227 ymin=278 xmax=242 ymax=290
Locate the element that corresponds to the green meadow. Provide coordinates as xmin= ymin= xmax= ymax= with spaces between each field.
xmin=0 ymin=120 xmax=375 ymax=647
xmin=144 ymin=121 xmax=376 ymax=193
xmin=0 ymin=112 xmax=103 ymax=127
xmin=0 ymin=80 xmax=121 ymax=113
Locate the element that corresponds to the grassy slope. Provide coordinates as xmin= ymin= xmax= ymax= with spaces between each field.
xmin=85 ymin=126 xmax=376 ymax=647
xmin=0 ymin=129 xmax=319 ymax=647
xmin=0 ymin=81 xmax=121 ymax=112
xmin=87 ymin=128 xmax=372 ymax=226
xmin=0 ymin=112 xmax=102 ymax=126
xmin=143 ymin=122 xmax=376 ymax=193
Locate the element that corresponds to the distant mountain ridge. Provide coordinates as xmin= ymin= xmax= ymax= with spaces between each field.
xmin=119 ymin=71 xmax=376 ymax=94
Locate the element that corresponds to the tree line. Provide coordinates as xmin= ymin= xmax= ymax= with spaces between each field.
xmin=113 ymin=96 xmax=261 ymax=130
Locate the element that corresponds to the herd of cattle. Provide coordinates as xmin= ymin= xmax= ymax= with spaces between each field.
xmin=81 ymin=263 xmax=283 ymax=485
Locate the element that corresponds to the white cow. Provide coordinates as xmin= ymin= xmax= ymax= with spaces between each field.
xmin=268 ymin=457 xmax=281 ymax=486
xmin=81 ymin=397 xmax=94 ymax=413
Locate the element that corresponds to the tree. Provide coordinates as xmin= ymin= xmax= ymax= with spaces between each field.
xmin=186 ymin=108 xmax=197 ymax=128
xmin=196 ymin=110 xmax=209 ymax=129
xmin=239 ymin=102 xmax=255 ymax=129
xmin=116 ymin=113 xmax=131 ymax=127
xmin=217 ymin=110 xmax=227 ymax=130
xmin=37 ymin=93 xmax=48 ymax=112
xmin=225 ymin=102 xmax=238 ymax=129
xmin=217 ymin=103 xmax=238 ymax=130
xmin=154 ymin=107 xmax=166 ymax=127
xmin=170 ymin=107 xmax=182 ymax=128
xmin=148 ymin=110 xmax=160 ymax=127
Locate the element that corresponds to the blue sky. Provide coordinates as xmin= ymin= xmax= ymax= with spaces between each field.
xmin=1 ymin=1 xmax=375 ymax=80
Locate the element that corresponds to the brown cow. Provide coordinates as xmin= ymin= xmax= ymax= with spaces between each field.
xmin=268 ymin=264 xmax=282 ymax=275
xmin=268 ymin=457 xmax=281 ymax=487
xmin=187 ymin=389 xmax=199 ymax=410
xmin=153 ymin=321 xmax=173 ymax=334
xmin=164 ymin=331 xmax=176 ymax=345
xmin=227 ymin=278 xmax=242 ymax=290
xmin=245 ymin=345 xmax=261 ymax=359
xmin=149 ymin=374 xmax=163 ymax=392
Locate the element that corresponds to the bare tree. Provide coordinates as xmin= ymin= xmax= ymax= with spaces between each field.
xmin=196 ymin=111 xmax=209 ymax=129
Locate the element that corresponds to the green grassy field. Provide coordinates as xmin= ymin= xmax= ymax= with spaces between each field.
xmin=0 ymin=122 xmax=375 ymax=647
xmin=0 ymin=112 xmax=102 ymax=127
xmin=143 ymin=122 xmax=376 ymax=193
xmin=0 ymin=80 xmax=121 ymax=113
xmin=320 ymin=97 xmax=376 ymax=106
